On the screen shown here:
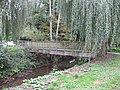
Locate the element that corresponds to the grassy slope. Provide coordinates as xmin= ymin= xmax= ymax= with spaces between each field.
xmin=48 ymin=56 xmax=120 ymax=90
xmin=4 ymin=55 xmax=120 ymax=90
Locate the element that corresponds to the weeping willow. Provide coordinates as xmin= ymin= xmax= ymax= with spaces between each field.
xmin=70 ymin=0 xmax=120 ymax=51
xmin=0 ymin=6 xmax=2 ymax=40
xmin=1 ymin=0 xmax=120 ymax=50
xmin=0 ymin=17 xmax=2 ymax=40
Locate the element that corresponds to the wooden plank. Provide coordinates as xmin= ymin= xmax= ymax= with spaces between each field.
xmin=28 ymin=48 xmax=96 ymax=58
xmin=17 ymin=40 xmax=85 ymax=50
xmin=17 ymin=41 xmax=96 ymax=58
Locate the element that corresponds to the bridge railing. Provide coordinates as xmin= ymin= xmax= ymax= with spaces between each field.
xmin=16 ymin=40 xmax=85 ymax=50
xmin=16 ymin=40 xmax=97 ymax=58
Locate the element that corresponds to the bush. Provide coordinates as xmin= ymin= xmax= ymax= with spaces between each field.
xmin=0 ymin=46 xmax=35 ymax=76
xmin=111 ymin=47 xmax=120 ymax=52
xmin=20 ymin=26 xmax=49 ymax=41
xmin=0 ymin=48 xmax=10 ymax=69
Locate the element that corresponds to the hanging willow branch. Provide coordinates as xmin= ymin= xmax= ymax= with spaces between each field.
xmin=1 ymin=0 xmax=120 ymax=50
xmin=70 ymin=0 xmax=120 ymax=51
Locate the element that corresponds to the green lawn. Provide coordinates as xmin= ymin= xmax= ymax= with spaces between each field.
xmin=48 ymin=56 xmax=120 ymax=90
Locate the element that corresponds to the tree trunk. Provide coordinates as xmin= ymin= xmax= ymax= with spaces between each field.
xmin=56 ymin=12 xmax=61 ymax=41
xmin=49 ymin=0 xmax=53 ymax=41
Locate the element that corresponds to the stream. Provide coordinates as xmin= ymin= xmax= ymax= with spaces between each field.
xmin=0 ymin=55 xmax=76 ymax=89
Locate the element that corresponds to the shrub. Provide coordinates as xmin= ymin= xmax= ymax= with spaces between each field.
xmin=0 ymin=48 xmax=10 ymax=69
xmin=0 ymin=46 xmax=35 ymax=76
xmin=20 ymin=26 xmax=49 ymax=41
xmin=111 ymin=47 xmax=120 ymax=52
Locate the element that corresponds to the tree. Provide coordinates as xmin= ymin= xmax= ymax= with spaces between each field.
xmin=1 ymin=0 xmax=120 ymax=50
xmin=49 ymin=0 xmax=53 ymax=41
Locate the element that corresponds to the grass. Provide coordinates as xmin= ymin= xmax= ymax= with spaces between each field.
xmin=47 ymin=56 xmax=120 ymax=90
xmin=110 ymin=47 xmax=120 ymax=52
xmin=4 ymin=55 xmax=120 ymax=90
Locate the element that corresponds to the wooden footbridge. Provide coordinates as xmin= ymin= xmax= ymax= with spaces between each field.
xmin=17 ymin=41 xmax=97 ymax=58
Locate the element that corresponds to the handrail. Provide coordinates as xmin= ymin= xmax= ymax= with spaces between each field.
xmin=17 ymin=40 xmax=83 ymax=43
xmin=17 ymin=40 xmax=96 ymax=51
xmin=17 ymin=40 xmax=85 ymax=50
xmin=16 ymin=40 xmax=97 ymax=57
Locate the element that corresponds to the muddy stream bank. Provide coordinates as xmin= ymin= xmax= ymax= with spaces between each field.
xmin=0 ymin=54 xmax=76 ymax=89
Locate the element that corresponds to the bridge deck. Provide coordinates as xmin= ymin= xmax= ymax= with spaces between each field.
xmin=17 ymin=41 xmax=97 ymax=58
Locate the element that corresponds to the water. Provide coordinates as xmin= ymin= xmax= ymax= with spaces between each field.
xmin=0 ymin=56 xmax=76 ymax=89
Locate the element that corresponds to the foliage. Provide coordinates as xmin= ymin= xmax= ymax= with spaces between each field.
xmin=21 ymin=16 xmax=67 ymax=41
xmin=0 ymin=46 xmax=35 ymax=77
xmin=76 ymin=57 xmax=89 ymax=65
xmin=0 ymin=48 xmax=10 ymax=69
xmin=61 ymin=32 xmax=73 ymax=41
xmin=110 ymin=47 xmax=120 ymax=52
xmin=22 ymin=71 xmax=63 ymax=90
xmin=1 ymin=0 xmax=120 ymax=51
xmin=47 ymin=56 xmax=120 ymax=90
xmin=4 ymin=56 xmax=120 ymax=90
xmin=27 ymin=13 xmax=48 ymax=26
xmin=20 ymin=26 xmax=49 ymax=41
